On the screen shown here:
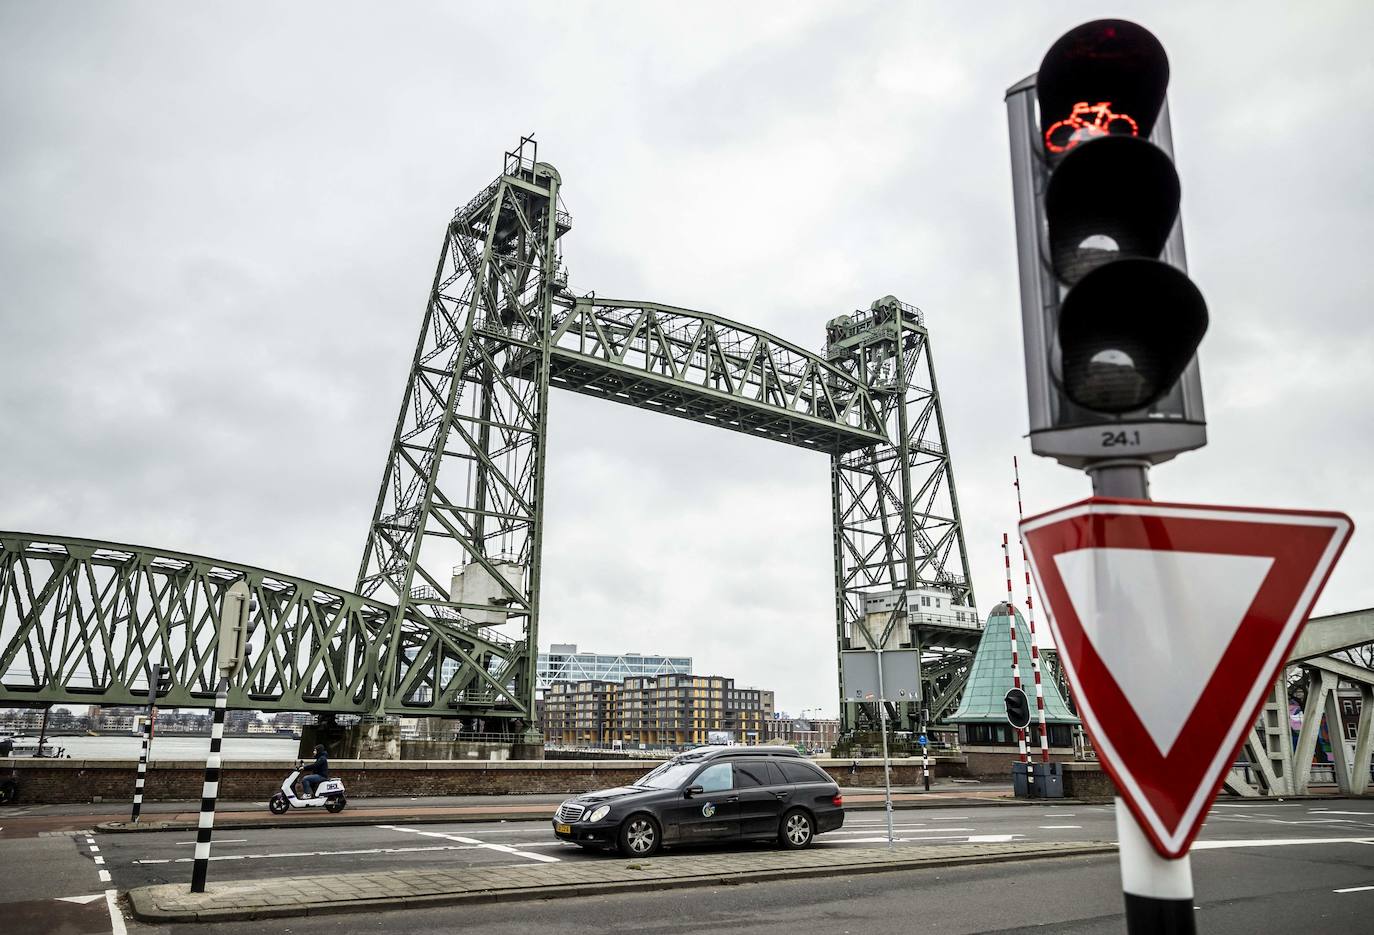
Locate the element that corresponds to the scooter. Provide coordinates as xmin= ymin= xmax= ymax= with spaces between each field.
xmin=268 ymin=762 xmax=347 ymax=815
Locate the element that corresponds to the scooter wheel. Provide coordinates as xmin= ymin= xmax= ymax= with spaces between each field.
xmin=268 ymin=795 xmax=289 ymax=815
xmin=324 ymin=796 xmax=346 ymax=814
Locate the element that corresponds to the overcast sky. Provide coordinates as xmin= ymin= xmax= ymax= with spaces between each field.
xmin=2 ymin=2 xmax=1371 ymax=717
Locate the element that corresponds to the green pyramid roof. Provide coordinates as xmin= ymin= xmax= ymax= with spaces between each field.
xmin=949 ymin=603 xmax=1079 ymax=724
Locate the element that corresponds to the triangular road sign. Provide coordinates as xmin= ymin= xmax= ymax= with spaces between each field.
xmin=1020 ymin=497 xmax=1353 ymax=858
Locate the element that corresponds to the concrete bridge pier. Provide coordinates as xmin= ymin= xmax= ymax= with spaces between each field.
xmin=299 ymin=716 xmax=401 ymax=761
xmin=298 ymin=716 xmax=544 ymax=761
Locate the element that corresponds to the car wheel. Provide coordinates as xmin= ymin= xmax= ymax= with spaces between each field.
xmin=779 ymin=808 xmax=814 ymax=849
xmin=618 ymin=813 xmax=661 ymax=857
xmin=268 ymin=795 xmax=289 ymax=815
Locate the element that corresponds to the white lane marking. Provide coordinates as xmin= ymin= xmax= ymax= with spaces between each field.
xmin=1210 ymin=803 xmax=1301 ymax=809
xmin=378 ymin=825 xmax=559 ymax=863
xmin=93 ymin=856 xmax=104 ymax=865
xmin=55 ymin=895 xmax=105 ymax=904
xmin=97 ymin=869 xmax=111 ymax=883
xmin=176 ymin=839 xmax=248 ymax=845
xmin=1044 ymin=813 xmax=1077 ymax=817
xmin=1311 ymin=810 xmax=1374 ymax=816
xmin=88 ymin=845 xmax=100 ymax=853
xmin=929 ymin=816 xmax=972 ymax=821
xmin=1039 ymin=825 xmax=1083 ymax=830
xmin=828 ymin=827 xmax=973 ymax=836
xmin=1334 ymin=884 xmax=1374 ymax=893
xmin=105 ymin=889 xmax=128 ymax=935
xmin=835 ymin=834 xmax=1023 ymax=844
xmin=1191 ymin=837 xmax=1374 ymax=850
xmin=405 ymin=827 xmax=543 ymax=836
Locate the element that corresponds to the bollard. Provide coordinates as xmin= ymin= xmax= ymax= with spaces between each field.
xmin=190 ymin=677 xmax=229 ymax=893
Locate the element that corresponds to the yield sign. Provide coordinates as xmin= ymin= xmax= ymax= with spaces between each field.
xmin=1020 ymin=497 xmax=1353 ymax=858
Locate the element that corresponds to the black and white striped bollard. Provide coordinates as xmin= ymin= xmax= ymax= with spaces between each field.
xmin=131 ymin=718 xmax=151 ymax=822
xmin=190 ymin=677 xmax=229 ymax=893
xmin=131 ymin=664 xmax=165 ymax=822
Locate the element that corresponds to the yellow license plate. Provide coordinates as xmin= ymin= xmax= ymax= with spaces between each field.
xmin=556 ymin=823 xmax=571 ymax=834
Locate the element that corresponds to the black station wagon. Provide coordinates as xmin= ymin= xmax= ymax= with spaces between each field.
xmin=552 ymin=746 xmax=844 ymax=856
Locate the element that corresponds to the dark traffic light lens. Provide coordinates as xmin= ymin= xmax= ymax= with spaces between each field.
xmin=1056 ymin=259 xmax=1207 ymax=413
xmin=1045 ymin=135 xmax=1180 ymax=284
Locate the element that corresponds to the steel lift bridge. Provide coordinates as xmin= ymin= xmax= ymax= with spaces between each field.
xmin=0 ymin=138 xmax=978 ymax=741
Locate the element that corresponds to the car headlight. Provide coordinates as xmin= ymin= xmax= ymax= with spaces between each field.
xmin=587 ymin=805 xmax=611 ymax=822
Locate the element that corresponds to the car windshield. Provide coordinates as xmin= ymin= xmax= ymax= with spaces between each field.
xmin=633 ymin=760 xmax=700 ymax=790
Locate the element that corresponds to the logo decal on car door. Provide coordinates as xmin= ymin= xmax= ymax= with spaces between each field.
xmin=701 ymin=801 xmax=716 ymax=817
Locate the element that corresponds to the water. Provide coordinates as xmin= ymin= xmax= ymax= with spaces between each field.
xmin=42 ymin=735 xmax=299 ymax=761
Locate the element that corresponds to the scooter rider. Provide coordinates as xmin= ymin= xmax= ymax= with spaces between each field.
xmin=301 ymin=744 xmax=329 ymax=798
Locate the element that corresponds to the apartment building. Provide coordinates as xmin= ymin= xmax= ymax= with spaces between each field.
xmin=542 ymin=673 xmax=775 ymax=750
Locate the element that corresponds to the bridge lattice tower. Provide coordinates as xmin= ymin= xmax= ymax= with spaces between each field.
xmin=827 ymin=297 xmax=979 ymax=733
xmin=356 ymin=137 xmax=567 ymax=731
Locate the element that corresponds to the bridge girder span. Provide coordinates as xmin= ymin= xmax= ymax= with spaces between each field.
xmin=0 ymin=534 xmax=513 ymax=716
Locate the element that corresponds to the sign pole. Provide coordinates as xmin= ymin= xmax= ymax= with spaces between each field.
xmin=1087 ymin=460 xmax=1195 ymax=935
xmin=874 ymin=647 xmax=895 ymax=846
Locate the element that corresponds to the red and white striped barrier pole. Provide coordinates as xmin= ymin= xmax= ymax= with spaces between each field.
xmin=1002 ymin=534 xmax=1028 ymax=766
xmin=1014 ymin=458 xmax=1051 ymax=763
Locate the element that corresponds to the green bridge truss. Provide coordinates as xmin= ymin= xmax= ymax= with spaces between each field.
xmin=2 ymin=137 xmax=977 ymax=729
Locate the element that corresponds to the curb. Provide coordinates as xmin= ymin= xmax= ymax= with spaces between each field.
xmin=96 ymin=797 xmax=1100 ymax=834
xmin=127 ymin=842 xmax=1118 ymax=923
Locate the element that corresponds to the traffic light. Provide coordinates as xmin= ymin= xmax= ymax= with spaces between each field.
xmin=155 ymin=665 xmax=172 ymax=694
xmin=1004 ymin=688 xmax=1031 ymax=730
xmin=1006 ymin=19 xmax=1207 ymax=467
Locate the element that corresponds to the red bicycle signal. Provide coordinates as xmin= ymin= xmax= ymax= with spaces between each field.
xmin=1045 ymin=101 xmax=1139 ymax=153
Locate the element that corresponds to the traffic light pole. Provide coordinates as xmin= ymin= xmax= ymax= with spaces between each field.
xmin=1088 ymin=459 xmax=1196 ymax=935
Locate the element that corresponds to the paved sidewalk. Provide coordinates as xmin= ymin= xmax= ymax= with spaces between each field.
xmin=127 ymin=839 xmax=1116 ymax=923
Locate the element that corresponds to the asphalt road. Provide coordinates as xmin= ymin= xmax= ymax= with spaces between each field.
xmin=5 ymin=798 xmax=1374 ymax=933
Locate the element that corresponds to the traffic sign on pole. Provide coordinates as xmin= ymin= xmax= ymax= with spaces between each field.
xmin=1021 ymin=497 xmax=1353 ymax=858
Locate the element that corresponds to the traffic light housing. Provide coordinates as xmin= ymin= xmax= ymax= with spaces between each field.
xmin=1004 ymin=688 xmax=1031 ymax=730
xmin=1007 ymin=19 xmax=1207 ymax=467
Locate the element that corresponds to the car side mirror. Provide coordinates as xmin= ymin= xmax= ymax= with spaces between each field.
xmin=685 ymin=784 xmax=704 ymax=798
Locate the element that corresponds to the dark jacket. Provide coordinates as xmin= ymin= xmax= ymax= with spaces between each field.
xmin=308 ymin=753 xmax=329 ymax=778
